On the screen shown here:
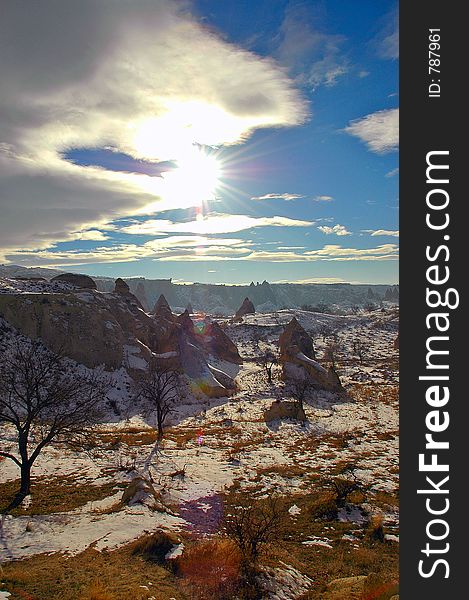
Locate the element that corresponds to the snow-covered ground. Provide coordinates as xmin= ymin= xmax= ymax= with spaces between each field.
xmin=0 ymin=308 xmax=399 ymax=570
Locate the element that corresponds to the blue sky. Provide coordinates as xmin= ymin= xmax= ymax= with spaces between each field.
xmin=0 ymin=0 xmax=398 ymax=284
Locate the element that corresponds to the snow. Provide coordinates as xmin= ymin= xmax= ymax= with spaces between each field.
xmin=123 ymin=345 xmax=148 ymax=370
xmin=296 ymin=352 xmax=328 ymax=374
xmin=302 ymin=537 xmax=333 ymax=548
xmin=165 ymin=542 xmax=184 ymax=560
xmin=0 ymin=306 xmax=399 ymax=568
xmin=0 ymin=592 xmax=11 ymax=599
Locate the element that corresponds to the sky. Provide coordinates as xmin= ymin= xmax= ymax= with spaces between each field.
xmin=0 ymin=0 xmax=398 ymax=285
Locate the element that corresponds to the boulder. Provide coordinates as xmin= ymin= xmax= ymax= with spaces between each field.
xmin=50 ymin=272 xmax=97 ymax=290
xmin=234 ymin=297 xmax=255 ymax=319
xmin=264 ymin=400 xmax=306 ymax=422
xmin=280 ymin=318 xmax=342 ymax=393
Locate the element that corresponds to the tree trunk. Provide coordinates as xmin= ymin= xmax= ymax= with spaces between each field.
xmin=7 ymin=462 xmax=31 ymax=510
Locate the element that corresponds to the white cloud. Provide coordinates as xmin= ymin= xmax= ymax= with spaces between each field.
xmin=120 ymin=214 xmax=313 ymax=235
xmin=0 ymin=0 xmax=307 ymax=256
xmin=251 ymin=193 xmax=303 ymax=201
xmin=345 ymin=108 xmax=399 ymax=154
xmin=313 ymin=195 xmax=333 ymax=202
xmin=385 ymin=167 xmax=399 ymax=178
xmin=6 ymin=239 xmax=399 ymax=267
xmin=318 ymin=224 xmax=352 ymax=236
xmin=364 ymin=229 xmax=399 ymax=238
xmin=276 ymin=3 xmax=349 ymax=89
xmin=375 ymin=6 xmax=399 ymax=60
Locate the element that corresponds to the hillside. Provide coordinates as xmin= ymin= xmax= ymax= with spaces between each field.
xmin=0 ymin=274 xmax=399 ymax=599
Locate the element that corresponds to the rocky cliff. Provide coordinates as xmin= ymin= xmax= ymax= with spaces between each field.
xmin=0 ymin=277 xmax=238 ymax=398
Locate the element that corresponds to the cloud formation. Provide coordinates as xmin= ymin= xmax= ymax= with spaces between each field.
xmin=251 ymin=193 xmax=303 ymax=201
xmin=0 ymin=0 xmax=307 ymax=256
xmin=318 ymin=224 xmax=352 ymax=236
xmin=364 ymin=229 xmax=400 ymax=238
xmin=345 ymin=108 xmax=398 ymax=154
xmin=276 ymin=3 xmax=348 ymax=88
xmin=120 ymin=214 xmax=313 ymax=235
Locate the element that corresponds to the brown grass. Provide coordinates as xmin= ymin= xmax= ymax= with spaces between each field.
xmin=0 ymin=475 xmax=121 ymax=515
xmin=1 ymin=543 xmax=184 ymax=600
xmin=177 ymin=539 xmax=242 ymax=599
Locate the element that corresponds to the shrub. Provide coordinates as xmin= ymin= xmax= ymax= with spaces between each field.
xmin=177 ymin=539 xmax=242 ymax=599
xmin=222 ymin=495 xmax=285 ymax=566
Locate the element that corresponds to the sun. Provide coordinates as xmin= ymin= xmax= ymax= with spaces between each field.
xmin=161 ymin=145 xmax=222 ymax=206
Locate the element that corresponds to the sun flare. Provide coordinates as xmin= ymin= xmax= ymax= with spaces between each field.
xmin=162 ymin=146 xmax=222 ymax=205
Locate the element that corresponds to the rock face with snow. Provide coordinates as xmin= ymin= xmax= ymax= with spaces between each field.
xmin=194 ymin=320 xmax=242 ymax=365
xmin=234 ymin=297 xmax=255 ymax=320
xmin=0 ymin=278 xmax=239 ymax=398
xmin=50 ymin=272 xmax=97 ymax=290
xmin=279 ymin=318 xmax=342 ymax=393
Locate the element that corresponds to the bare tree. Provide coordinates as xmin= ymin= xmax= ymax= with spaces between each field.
xmin=135 ymin=360 xmax=180 ymax=441
xmin=223 ymin=495 xmax=284 ymax=566
xmin=323 ymin=340 xmax=341 ymax=369
xmin=258 ymin=349 xmax=277 ymax=383
xmin=0 ymin=340 xmax=109 ymax=509
xmin=290 ymin=378 xmax=310 ymax=412
xmin=352 ymin=337 xmax=368 ymax=365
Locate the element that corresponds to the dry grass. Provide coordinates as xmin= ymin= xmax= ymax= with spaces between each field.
xmin=97 ymin=426 xmax=158 ymax=448
xmin=1 ymin=543 xmax=184 ymax=600
xmin=130 ymin=530 xmax=181 ymax=564
xmin=177 ymin=539 xmax=242 ymax=599
xmin=0 ymin=475 xmax=121 ymax=515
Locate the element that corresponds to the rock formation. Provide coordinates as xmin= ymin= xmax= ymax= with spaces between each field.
xmin=279 ymin=316 xmax=316 ymax=360
xmin=114 ymin=277 xmax=130 ymax=294
xmin=135 ymin=281 xmax=150 ymax=311
xmin=234 ymin=297 xmax=255 ymax=320
xmin=279 ymin=317 xmax=342 ymax=393
xmin=50 ymin=272 xmax=97 ymax=289
xmin=194 ymin=319 xmax=242 ymax=364
xmin=186 ymin=303 xmax=194 ymax=314
xmin=0 ymin=278 xmax=241 ymax=398
xmin=153 ymin=294 xmax=174 ymax=320
xmin=393 ymin=333 xmax=399 ymax=350
xmin=264 ymin=400 xmax=306 ymax=422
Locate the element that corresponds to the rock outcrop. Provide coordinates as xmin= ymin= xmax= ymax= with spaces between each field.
xmin=194 ymin=319 xmax=242 ymax=364
xmin=153 ymin=294 xmax=174 ymax=320
xmin=279 ymin=317 xmax=315 ymax=360
xmin=0 ymin=279 xmax=241 ymax=398
xmin=50 ymin=272 xmax=97 ymax=290
xmin=234 ymin=297 xmax=255 ymax=320
xmin=264 ymin=400 xmax=306 ymax=422
xmin=279 ymin=317 xmax=342 ymax=393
